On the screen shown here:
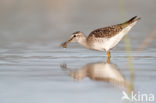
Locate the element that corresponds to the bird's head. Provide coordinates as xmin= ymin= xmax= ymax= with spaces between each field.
xmin=61 ymin=31 xmax=85 ymax=48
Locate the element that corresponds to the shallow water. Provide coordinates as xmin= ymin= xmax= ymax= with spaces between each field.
xmin=0 ymin=45 xmax=156 ymax=103
xmin=0 ymin=0 xmax=156 ymax=103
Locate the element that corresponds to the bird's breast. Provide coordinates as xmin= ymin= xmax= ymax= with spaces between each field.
xmin=88 ymin=38 xmax=108 ymax=51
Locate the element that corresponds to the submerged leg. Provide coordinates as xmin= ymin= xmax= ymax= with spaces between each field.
xmin=107 ymin=57 xmax=111 ymax=63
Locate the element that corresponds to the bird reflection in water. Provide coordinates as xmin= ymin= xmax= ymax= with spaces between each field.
xmin=60 ymin=58 xmax=133 ymax=91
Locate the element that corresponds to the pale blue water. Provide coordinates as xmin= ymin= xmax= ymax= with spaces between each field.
xmin=0 ymin=0 xmax=156 ymax=103
xmin=0 ymin=46 xmax=156 ymax=103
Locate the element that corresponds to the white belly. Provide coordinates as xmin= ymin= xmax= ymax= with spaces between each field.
xmin=91 ymin=22 xmax=136 ymax=51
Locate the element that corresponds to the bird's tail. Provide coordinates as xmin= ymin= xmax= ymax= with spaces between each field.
xmin=121 ymin=16 xmax=141 ymax=28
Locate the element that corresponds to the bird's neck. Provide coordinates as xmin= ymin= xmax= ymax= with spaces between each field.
xmin=78 ymin=35 xmax=89 ymax=48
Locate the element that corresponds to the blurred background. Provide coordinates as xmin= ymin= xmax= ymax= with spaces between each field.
xmin=0 ymin=0 xmax=155 ymax=49
xmin=0 ymin=0 xmax=156 ymax=103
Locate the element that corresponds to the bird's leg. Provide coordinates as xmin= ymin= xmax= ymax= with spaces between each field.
xmin=106 ymin=51 xmax=111 ymax=63
xmin=107 ymin=51 xmax=111 ymax=58
xmin=107 ymin=57 xmax=111 ymax=63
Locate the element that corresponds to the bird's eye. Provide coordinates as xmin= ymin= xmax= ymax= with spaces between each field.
xmin=73 ymin=35 xmax=76 ymax=37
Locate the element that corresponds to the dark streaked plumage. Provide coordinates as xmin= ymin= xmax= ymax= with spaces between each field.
xmin=88 ymin=16 xmax=141 ymax=39
xmin=121 ymin=16 xmax=141 ymax=28
xmin=88 ymin=25 xmax=123 ymax=38
xmin=73 ymin=31 xmax=81 ymax=34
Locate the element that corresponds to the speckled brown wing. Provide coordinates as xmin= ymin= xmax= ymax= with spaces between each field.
xmin=88 ymin=24 xmax=123 ymax=39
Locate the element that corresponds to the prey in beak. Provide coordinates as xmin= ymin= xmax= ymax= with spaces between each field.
xmin=61 ymin=37 xmax=73 ymax=48
xmin=61 ymin=31 xmax=81 ymax=48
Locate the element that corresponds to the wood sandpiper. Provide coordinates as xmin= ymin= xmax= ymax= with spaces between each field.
xmin=61 ymin=16 xmax=141 ymax=58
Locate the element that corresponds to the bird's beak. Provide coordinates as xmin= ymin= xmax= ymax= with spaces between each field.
xmin=61 ymin=37 xmax=74 ymax=48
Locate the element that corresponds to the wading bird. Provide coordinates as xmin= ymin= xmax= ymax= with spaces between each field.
xmin=62 ymin=16 xmax=140 ymax=58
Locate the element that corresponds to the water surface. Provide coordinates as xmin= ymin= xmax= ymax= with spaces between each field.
xmin=0 ymin=0 xmax=156 ymax=103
